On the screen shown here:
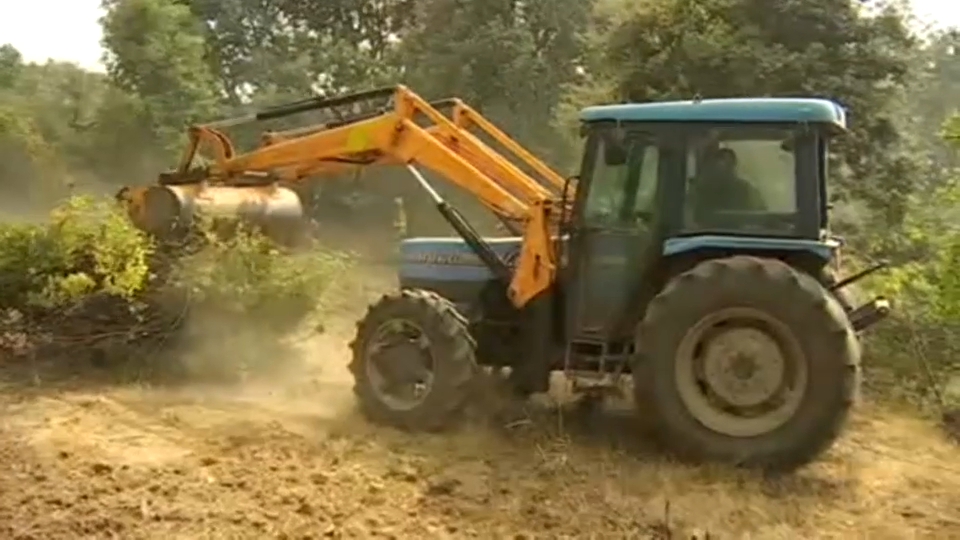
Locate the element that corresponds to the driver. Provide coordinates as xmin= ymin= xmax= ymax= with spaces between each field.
xmin=693 ymin=147 xmax=765 ymax=215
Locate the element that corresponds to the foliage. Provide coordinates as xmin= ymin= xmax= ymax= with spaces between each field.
xmin=0 ymin=196 xmax=309 ymax=306
xmin=400 ymin=0 xmax=590 ymax=162
xmin=0 ymin=105 xmax=69 ymax=207
xmin=850 ymin=113 xmax=960 ymax=409
xmin=171 ymin=221 xmax=352 ymax=333
xmin=100 ymin=0 xmax=219 ymax=150
xmin=0 ymin=195 xmax=153 ymax=310
xmin=0 ymin=44 xmax=22 ymax=88
xmin=0 ymin=194 xmax=351 ymax=382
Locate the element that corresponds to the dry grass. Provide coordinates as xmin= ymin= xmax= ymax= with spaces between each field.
xmin=1 ymin=317 xmax=958 ymax=540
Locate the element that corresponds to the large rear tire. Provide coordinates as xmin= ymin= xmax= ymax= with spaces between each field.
xmin=349 ymin=288 xmax=478 ymax=432
xmin=635 ymin=256 xmax=860 ymax=471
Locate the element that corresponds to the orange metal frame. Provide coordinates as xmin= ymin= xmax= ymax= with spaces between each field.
xmin=132 ymin=86 xmax=572 ymax=308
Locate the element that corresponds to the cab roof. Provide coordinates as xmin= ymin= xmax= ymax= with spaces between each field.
xmin=580 ymin=97 xmax=846 ymax=130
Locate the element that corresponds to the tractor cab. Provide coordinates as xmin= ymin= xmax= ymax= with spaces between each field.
xmin=565 ymin=98 xmax=847 ymax=341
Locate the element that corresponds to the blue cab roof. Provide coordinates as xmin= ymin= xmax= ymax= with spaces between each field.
xmin=579 ymin=97 xmax=846 ymax=130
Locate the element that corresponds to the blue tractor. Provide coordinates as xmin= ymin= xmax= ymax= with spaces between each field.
xmin=348 ymin=94 xmax=891 ymax=471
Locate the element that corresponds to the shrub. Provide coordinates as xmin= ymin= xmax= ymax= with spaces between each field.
xmin=0 ymin=194 xmax=351 ymax=378
xmin=857 ymin=183 xmax=960 ymax=412
xmin=0 ymin=194 xmax=153 ymax=311
xmin=170 ymin=220 xmax=352 ymax=333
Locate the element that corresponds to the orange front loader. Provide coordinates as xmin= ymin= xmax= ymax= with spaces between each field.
xmin=119 ymin=85 xmax=570 ymax=308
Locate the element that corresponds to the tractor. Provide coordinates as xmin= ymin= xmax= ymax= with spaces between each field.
xmin=119 ymin=87 xmax=890 ymax=471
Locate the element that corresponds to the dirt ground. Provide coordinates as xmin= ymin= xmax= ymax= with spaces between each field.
xmin=1 ymin=268 xmax=958 ymax=540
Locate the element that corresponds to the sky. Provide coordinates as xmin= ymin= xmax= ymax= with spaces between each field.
xmin=0 ymin=0 xmax=958 ymax=72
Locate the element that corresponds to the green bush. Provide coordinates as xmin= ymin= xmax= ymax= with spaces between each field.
xmin=857 ymin=180 xmax=960 ymax=411
xmin=0 ymin=195 xmax=153 ymax=310
xmin=170 ymin=220 xmax=352 ymax=332
xmin=0 ymin=194 xmax=351 ymax=376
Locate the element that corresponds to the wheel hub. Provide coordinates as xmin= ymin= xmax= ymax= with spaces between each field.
xmin=674 ymin=307 xmax=809 ymax=438
xmin=701 ymin=327 xmax=785 ymax=408
xmin=375 ymin=341 xmax=431 ymax=389
xmin=366 ymin=319 xmax=436 ymax=411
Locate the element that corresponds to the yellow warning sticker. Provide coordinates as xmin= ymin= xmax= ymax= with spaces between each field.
xmin=346 ymin=127 xmax=371 ymax=152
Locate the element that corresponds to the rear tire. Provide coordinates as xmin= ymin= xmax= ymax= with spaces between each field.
xmin=349 ymin=288 xmax=478 ymax=432
xmin=635 ymin=256 xmax=860 ymax=471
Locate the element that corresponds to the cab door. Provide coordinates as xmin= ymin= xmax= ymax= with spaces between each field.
xmin=566 ymin=130 xmax=663 ymax=340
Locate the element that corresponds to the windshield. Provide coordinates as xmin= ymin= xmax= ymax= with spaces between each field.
xmin=683 ymin=126 xmax=800 ymax=235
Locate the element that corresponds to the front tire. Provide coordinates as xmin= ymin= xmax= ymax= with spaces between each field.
xmin=635 ymin=256 xmax=860 ymax=471
xmin=349 ymin=289 xmax=478 ymax=431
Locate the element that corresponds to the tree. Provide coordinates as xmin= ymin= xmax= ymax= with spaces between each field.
xmin=400 ymin=0 xmax=592 ymax=161
xmin=902 ymin=30 xmax=960 ymax=177
xmin=0 ymin=44 xmax=23 ymax=88
xmin=100 ymin=0 xmax=219 ymax=149
xmin=181 ymin=0 xmax=407 ymax=105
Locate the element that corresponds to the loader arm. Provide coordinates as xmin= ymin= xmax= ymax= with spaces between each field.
xmin=255 ymin=99 xmax=567 ymax=203
xmin=446 ymin=99 xmax=567 ymax=194
xmin=152 ymin=85 xmax=562 ymax=308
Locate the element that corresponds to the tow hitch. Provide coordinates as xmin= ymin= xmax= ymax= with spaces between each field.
xmin=850 ymin=297 xmax=891 ymax=332
xmin=830 ymin=260 xmax=891 ymax=332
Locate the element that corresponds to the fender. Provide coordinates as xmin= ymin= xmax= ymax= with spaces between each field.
xmin=663 ymin=235 xmax=838 ymax=261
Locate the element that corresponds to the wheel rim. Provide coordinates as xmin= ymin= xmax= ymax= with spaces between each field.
xmin=364 ymin=318 xmax=436 ymax=411
xmin=674 ymin=307 xmax=808 ymax=438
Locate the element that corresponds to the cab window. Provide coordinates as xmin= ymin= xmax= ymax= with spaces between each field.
xmin=583 ymin=134 xmax=659 ymax=228
xmin=683 ymin=126 xmax=799 ymax=234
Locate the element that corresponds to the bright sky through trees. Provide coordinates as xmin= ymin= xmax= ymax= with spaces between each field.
xmin=0 ymin=0 xmax=958 ymax=71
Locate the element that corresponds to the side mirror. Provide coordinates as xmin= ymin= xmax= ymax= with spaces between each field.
xmin=559 ymin=174 xmax=579 ymax=233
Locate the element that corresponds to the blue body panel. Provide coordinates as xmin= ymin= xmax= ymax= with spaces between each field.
xmin=397 ymin=234 xmax=836 ymax=286
xmin=580 ymin=97 xmax=846 ymax=131
xmin=398 ymin=236 xmax=523 ymax=282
